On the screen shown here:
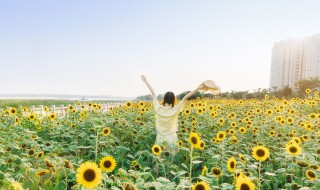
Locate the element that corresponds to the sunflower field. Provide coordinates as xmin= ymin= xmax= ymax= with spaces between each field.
xmin=1 ymin=92 xmax=320 ymax=190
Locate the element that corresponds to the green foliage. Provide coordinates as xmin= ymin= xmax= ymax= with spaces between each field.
xmin=1 ymin=97 xmax=320 ymax=189
xmin=295 ymin=77 xmax=320 ymax=97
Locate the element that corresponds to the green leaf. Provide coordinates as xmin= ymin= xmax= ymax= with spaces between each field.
xmin=221 ymin=183 xmax=234 ymax=189
xmin=54 ymin=181 xmax=66 ymax=190
xmin=264 ymin=172 xmax=277 ymax=176
xmin=192 ymin=160 xmax=203 ymax=164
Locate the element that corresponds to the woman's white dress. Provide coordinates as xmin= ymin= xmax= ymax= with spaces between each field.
xmin=153 ymin=98 xmax=183 ymax=147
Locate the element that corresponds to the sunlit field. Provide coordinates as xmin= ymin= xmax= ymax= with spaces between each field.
xmin=1 ymin=92 xmax=320 ymax=190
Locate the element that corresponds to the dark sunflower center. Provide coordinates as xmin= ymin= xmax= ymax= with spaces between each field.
xmin=104 ymin=129 xmax=109 ymax=134
xmin=219 ymin=134 xmax=224 ymax=138
xmin=200 ymin=142 xmax=204 ymax=148
xmin=289 ymin=146 xmax=297 ymax=153
xmin=29 ymin=150 xmax=34 ymax=155
xmin=191 ymin=137 xmax=198 ymax=144
xmin=308 ymin=171 xmax=316 ymax=178
xmin=213 ymin=169 xmax=221 ymax=175
xmin=51 ymin=115 xmax=55 ymax=118
xmin=83 ymin=169 xmax=96 ymax=182
xmin=38 ymin=153 xmax=43 ymax=157
xmin=230 ymin=161 xmax=235 ymax=168
xmin=256 ymin=149 xmax=265 ymax=157
xmin=195 ymin=184 xmax=205 ymax=190
xmin=240 ymin=183 xmax=250 ymax=190
xmin=104 ymin=160 xmax=112 ymax=168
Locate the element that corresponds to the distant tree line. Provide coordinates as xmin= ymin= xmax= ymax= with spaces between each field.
xmin=136 ymin=77 xmax=320 ymax=100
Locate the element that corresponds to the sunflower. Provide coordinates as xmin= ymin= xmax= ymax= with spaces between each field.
xmin=234 ymin=169 xmax=244 ymax=179
xmin=230 ymin=136 xmax=238 ymax=144
xmin=201 ymin=166 xmax=207 ymax=176
xmin=229 ymin=129 xmax=235 ymax=136
xmin=216 ymin=131 xmax=226 ymax=141
xmin=9 ymin=107 xmax=17 ymax=115
xmin=291 ymin=137 xmax=300 ymax=144
xmin=125 ymin=101 xmax=132 ymax=108
xmin=10 ymin=181 xmax=22 ymax=190
xmin=28 ymin=149 xmax=35 ymax=156
xmin=199 ymin=140 xmax=205 ymax=150
xmin=130 ymin=160 xmax=142 ymax=170
xmin=189 ymin=132 xmax=201 ymax=149
xmin=122 ymin=182 xmax=138 ymax=190
xmin=151 ymin=145 xmax=162 ymax=156
xmin=306 ymin=170 xmax=317 ymax=181
xmin=36 ymin=151 xmax=44 ymax=158
xmin=64 ymin=160 xmax=74 ymax=170
xmin=269 ymin=130 xmax=276 ymax=137
xmin=76 ymin=162 xmax=102 ymax=189
xmin=100 ymin=156 xmax=117 ymax=172
xmin=36 ymin=169 xmax=50 ymax=177
xmin=309 ymin=113 xmax=316 ymax=119
xmin=306 ymin=89 xmax=311 ymax=94
xmin=197 ymin=108 xmax=203 ymax=115
xmin=191 ymin=181 xmax=211 ymax=190
xmin=48 ymin=113 xmax=56 ymax=121
xmin=286 ymin=142 xmax=302 ymax=157
xmin=184 ymin=109 xmax=191 ymax=115
xmin=235 ymin=175 xmax=255 ymax=190
xmin=227 ymin=157 xmax=237 ymax=173
xmin=211 ymin=167 xmax=222 ymax=177
xmin=238 ymin=154 xmax=246 ymax=164
xmin=239 ymin=127 xmax=246 ymax=134
xmin=28 ymin=113 xmax=36 ymax=121
xmin=252 ymin=145 xmax=270 ymax=162
xmin=265 ymin=109 xmax=273 ymax=116
xmin=287 ymin=117 xmax=294 ymax=125
xmin=177 ymin=141 xmax=182 ymax=148
xmin=231 ymin=122 xmax=237 ymax=128
xmin=102 ymin=127 xmax=111 ymax=136
xmin=218 ymin=118 xmax=224 ymax=125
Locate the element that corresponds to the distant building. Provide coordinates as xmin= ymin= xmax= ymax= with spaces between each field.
xmin=270 ymin=34 xmax=320 ymax=91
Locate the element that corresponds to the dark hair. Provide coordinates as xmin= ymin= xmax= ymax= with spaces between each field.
xmin=163 ymin=91 xmax=175 ymax=108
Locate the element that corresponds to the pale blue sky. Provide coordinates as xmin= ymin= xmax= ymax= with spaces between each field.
xmin=1 ymin=0 xmax=320 ymax=97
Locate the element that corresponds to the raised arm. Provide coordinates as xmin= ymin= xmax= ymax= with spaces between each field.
xmin=141 ymin=75 xmax=157 ymax=99
xmin=180 ymin=82 xmax=205 ymax=104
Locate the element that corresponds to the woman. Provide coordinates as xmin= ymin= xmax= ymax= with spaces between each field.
xmin=141 ymin=75 xmax=204 ymax=154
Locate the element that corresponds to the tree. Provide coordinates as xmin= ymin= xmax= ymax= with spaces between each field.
xmin=282 ymin=85 xmax=293 ymax=97
xmin=295 ymin=77 xmax=320 ymax=97
xmin=176 ymin=91 xmax=202 ymax=100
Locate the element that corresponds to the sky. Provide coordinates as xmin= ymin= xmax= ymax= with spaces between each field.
xmin=1 ymin=0 xmax=320 ymax=98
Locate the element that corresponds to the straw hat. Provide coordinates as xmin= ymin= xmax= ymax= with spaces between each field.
xmin=200 ymin=80 xmax=221 ymax=95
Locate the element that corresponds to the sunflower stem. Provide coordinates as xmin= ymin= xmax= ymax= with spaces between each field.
xmin=189 ymin=146 xmax=194 ymax=184
xmin=216 ymin=176 xmax=219 ymax=188
xmin=95 ymin=128 xmax=100 ymax=162
xmin=258 ymin=161 xmax=261 ymax=190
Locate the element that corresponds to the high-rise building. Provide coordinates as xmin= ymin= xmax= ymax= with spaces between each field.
xmin=270 ymin=34 xmax=320 ymax=91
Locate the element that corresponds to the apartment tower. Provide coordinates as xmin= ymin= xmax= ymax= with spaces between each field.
xmin=270 ymin=34 xmax=320 ymax=91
